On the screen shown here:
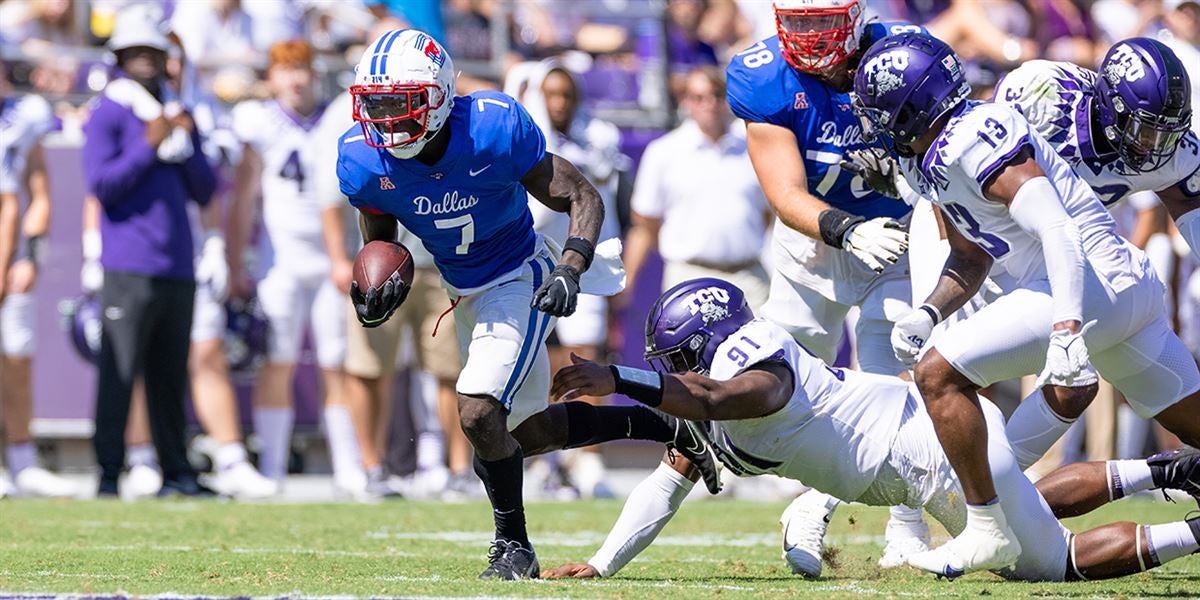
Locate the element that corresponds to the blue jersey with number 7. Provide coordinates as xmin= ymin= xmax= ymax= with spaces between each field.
xmin=337 ymin=91 xmax=544 ymax=292
xmin=725 ymin=32 xmax=911 ymax=220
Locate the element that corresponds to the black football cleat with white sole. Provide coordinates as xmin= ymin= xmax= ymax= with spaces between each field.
xmin=665 ymin=417 xmax=723 ymax=495
xmin=479 ymin=540 xmax=539 ymax=580
xmin=1148 ymin=448 xmax=1200 ymax=505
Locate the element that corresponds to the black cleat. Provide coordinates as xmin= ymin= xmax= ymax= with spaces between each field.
xmin=666 ymin=418 xmax=723 ymax=495
xmin=97 ymin=476 xmax=119 ymax=498
xmin=157 ymin=475 xmax=217 ymax=498
xmin=1148 ymin=448 xmax=1200 ymax=505
xmin=479 ymin=540 xmax=539 ymax=580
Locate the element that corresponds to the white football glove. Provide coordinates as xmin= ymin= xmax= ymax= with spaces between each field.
xmin=843 ymin=217 xmax=908 ymax=273
xmin=1038 ymin=321 xmax=1098 ymax=388
xmin=196 ymin=230 xmax=229 ymax=301
xmin=81 ymin=229 xmax=103 ymax=294
xmin=891 ymin=307 xmax=936 ymax=367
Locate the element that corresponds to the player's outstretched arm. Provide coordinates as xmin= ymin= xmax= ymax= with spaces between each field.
xmin=747 ymin=122 xmax=907 ymax=273
xmin=551 ymin=353 xmax=793 ymax=421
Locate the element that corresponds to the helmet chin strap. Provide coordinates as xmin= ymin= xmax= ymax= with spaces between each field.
xmin=385 ymin=128 xmax=439 ymax=159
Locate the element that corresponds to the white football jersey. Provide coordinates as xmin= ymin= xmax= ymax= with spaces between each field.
xmin=232 ymin=99 xmax=333 ymax=276
xmin=699 ymin=318 xmax=909 ymax=502
xmin=899 ymin=101 xmax=1136 ymax=291
xmin=0 ymin=95 xmax=54 ymax=195
xmin=995 ymin=60 xmax=1200 ymax=206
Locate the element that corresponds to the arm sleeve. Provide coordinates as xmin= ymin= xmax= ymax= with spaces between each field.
xmin=1008 ymin=175 xmax=1085 ymax=324
xmin=587 ymin=462 xmax=695 ymax=577
xmin=82 ymin=103 xmax=160 ymax=206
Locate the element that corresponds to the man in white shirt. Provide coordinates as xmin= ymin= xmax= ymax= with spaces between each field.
xmin=622 ymin=67 xmax=771 ymax=312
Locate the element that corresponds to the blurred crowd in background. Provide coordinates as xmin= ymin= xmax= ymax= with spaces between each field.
xmin=0 ymin=0 xmax=1197 ymax=503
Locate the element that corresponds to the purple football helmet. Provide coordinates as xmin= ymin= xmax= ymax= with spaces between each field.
xmin=59 ymin=295 xmax=102 ymax=365
xmin=852 ymin=32 xmax=971 ymax=153
xmin=1095 ymin=37 xmax=1192 ymax=173
xmin=224 ymin=296 xmax=269 ymax=379
xmin=644 ymin=278 xmax=755 ymax=375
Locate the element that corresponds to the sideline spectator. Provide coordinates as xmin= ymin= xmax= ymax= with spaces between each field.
xmin=621 ymin=66 xmax=770 ymax=311
xmin=83 ymin=5 xmax=216 ymax=497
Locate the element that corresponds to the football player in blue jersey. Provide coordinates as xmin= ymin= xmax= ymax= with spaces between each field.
xmin=724 ymin=0 xmax=931 ymax=576
xmin=336 ymin=30 xmax=720 ymax=580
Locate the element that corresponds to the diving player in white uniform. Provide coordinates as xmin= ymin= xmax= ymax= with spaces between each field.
xmin=0 ymin=77 xmax=76 ymax=498
xmin=542 ymin=277 xmax=1200 ymax=582
xmin=227 ymin=40 xmax=358 ymax=492
xmin=854 ymin=32 xmax=1200 ymax=575
xmin=993 ymin=38 xmax=1199 ymax=259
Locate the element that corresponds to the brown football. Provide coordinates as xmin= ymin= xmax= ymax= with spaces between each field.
xmin=353 ymin=240 xmax=415 ymax=291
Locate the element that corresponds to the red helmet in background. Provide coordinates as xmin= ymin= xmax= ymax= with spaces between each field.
xmin=774 ymin=0 xmax=865 ymax=75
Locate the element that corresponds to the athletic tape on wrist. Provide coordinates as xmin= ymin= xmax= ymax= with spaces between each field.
xmin=918 ymin=304 xmax=943 ymax=325
xmin=818 ymin=208 xmax=866 ymax=248
xmin=610 ymin=364 xmax=664 ymax=407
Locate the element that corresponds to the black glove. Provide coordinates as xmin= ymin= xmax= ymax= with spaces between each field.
xmin=839 ymin=147 xmax=901 ymax=198
xmin=531 ymin=264 xmax=581 ymax=317
xmin=350 ymin=273 xmax=410 ymax=328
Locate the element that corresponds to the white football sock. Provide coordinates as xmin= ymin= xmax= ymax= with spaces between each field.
xmin=253 ymin=407 xmax=293 ymax=480
xmin=323 ymin=405 xmax=362 ymax=479
xmin=1144 ymin=522 xmax=1200 ymax=566
xmin=1005 ymin=388 xmax=1075 ymax=470
xmin=5 ymin=442 xmax=37 ymax=478
xmin=127 ymin=444 xmax=158 ymax=469
xmin=1175 ymin=207 xmax=1200 ymax=262
xmin=214 ymin=442 xmax=249 ymax=472
xmin=589 ymin=462 xmax=694 ymax=577
xmin=416 ymin=431 xmax=445 ymax=472
xmin=1107 ymin=459 xmax=1155 ymax=500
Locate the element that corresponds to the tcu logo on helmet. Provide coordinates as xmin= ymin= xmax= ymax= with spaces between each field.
xmin=861 ymin=51 xmax=909 ymax=96
xmin=684 ymin=287 xmax=732 ymax=324
xmin=1105 ymin=44 xmax=1146 ymax=83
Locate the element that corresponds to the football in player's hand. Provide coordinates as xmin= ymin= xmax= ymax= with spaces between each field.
xmin=353 ymin=240 xmax=415 ymax=292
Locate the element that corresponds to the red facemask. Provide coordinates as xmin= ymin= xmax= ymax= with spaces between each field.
xmin=350 ymin=82 xmax=443 ymax=150
xmin=775 ymin=1 xmax=862 ymax=75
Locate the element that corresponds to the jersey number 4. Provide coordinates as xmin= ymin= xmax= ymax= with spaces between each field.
xmin=279 ymin=150 xmax=306 ymax=188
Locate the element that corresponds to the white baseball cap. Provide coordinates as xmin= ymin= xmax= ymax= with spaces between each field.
xmin=108 ymin=4 xmax=170 ymax=53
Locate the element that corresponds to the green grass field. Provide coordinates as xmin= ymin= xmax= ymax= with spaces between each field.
xmin=1 ymin=497 xmax=1198 ymax=598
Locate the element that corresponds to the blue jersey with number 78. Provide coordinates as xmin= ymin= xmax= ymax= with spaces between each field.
xmin=337 ymin=91 xmax=544 ymax=292
xmin=726 ymin=30 xmax=917 ymax=220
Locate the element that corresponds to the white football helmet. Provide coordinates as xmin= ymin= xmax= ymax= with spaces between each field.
xmin=351 ymin=29 xmax=455 ymax=159
xmin=773 ymin=0 xmax=864 ymax=75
